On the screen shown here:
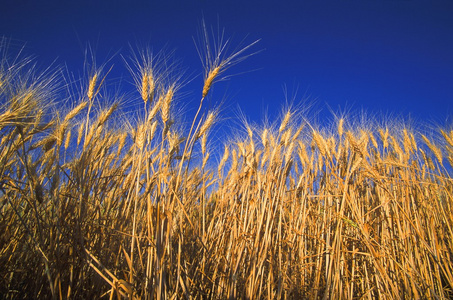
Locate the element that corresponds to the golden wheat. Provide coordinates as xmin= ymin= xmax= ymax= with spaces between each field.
xmin=1 ymin=33 xmax=453 ymax=300
xmin=87 ymin=72 xmax=98 ymax=100
xmin=202 ymin=66 xmax=219 ymax=98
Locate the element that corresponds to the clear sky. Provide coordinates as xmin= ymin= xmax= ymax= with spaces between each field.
xmin=2 ymin=0 xmax=453 ymax=128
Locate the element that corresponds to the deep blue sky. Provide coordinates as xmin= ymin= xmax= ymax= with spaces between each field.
xmin=2 ymin=0 xmax=453 ymax=127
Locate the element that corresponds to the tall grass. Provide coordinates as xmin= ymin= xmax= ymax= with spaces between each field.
xmin=1 ymin=34 xmax=453 ymax=299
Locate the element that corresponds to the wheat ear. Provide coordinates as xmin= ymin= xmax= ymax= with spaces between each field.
xmin=202 ymin=66 xmax=220 ymax=98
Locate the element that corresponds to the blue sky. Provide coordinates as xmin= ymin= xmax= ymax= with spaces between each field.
xmin=2 ymin=0 xmax=453 ymax=128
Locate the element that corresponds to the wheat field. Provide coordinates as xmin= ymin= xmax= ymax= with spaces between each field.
xmin=1 ymin=34 xmax=453 ymax=299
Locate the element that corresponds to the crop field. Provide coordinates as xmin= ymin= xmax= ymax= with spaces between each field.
xmin=1 ymin=35 xmax=453 ymax=299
